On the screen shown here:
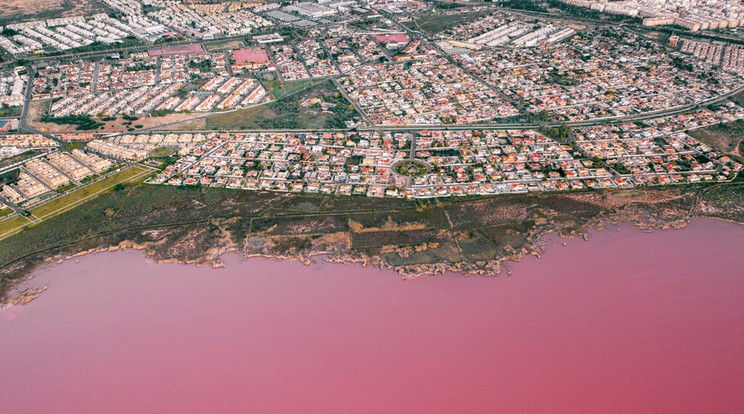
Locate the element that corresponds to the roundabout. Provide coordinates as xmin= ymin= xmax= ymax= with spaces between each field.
xmin=392 ymin=160 xmax=431 ymax=178
xmin=149 ymin=146 xmax=177 ymax=158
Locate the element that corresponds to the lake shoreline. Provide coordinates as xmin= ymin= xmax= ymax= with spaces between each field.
xmin=2 ymin=216 xmax=743 ymax=413
xmin=3 ymin=215 xmax=740 ymax=309
xmin=2 ymin=183 xmax=743 ymax=303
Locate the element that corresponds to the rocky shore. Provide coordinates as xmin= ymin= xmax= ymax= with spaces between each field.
xmin=1 ymin=182 xmax=742 ymax=303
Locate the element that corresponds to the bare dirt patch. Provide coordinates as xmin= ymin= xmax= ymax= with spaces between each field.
xmin=0 ymin=0 xmax=109 ymax=24
xmin=114 ymin=113 xmax=209 ymax=133
xmin=688 ymin=121 xmax=744 ymax=160
xmin=27 ymin=100 xmax=82 ymax=134
xmin=206 ymin=40 xmax=244 ymax=52
xmin=170 ymin=117 xmax=208 ymax=131
xmin=27 ymin=100 xmax=207 ymax=133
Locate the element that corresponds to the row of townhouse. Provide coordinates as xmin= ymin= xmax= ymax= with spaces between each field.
xmin=0 ymin=14 xmax=144 ymax=56
xmin=0 ymin=149 xmax=114 ymax=205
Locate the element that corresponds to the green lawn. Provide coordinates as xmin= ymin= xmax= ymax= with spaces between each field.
xmin=31 ymin=165 xmax=152 ymax=219
xmin=0 ymin=165 xmax=154 ymax=241
xmin=61 ymin=141 xmax=85 ymax=152
xmin=151 ymin=147 xmax=175 ymax=157
xmin=0 ymin=207 xmax=13 ymax=218
xmin=0 ymin=215 xmax=31 ymax=239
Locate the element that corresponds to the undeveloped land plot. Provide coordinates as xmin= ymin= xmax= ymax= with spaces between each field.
xmin=0 ymin=0 xmax=108 ymax=24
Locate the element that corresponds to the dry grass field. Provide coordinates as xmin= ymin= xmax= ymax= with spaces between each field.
xmin=688 ymin=120 xmax=744 ymax=161
xmin=0 ymin=0 xmax=109 ymax=24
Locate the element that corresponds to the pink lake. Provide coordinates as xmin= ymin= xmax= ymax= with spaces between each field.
xmin=1 ymin=218 xmax=744 ymax=413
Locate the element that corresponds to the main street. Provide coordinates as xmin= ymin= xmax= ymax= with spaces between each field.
xmin=17 ymin=65 xmax=60 ymax=143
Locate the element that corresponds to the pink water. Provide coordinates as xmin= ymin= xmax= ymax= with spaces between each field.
xmin=1 ymin=218 xmax=744 ymax=413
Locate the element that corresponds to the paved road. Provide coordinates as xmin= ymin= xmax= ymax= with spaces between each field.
xmin=20 ymin=166 xmax=53 ymax=192
xmin=18 ymin=65 xmax=34 ymax=131
xmin=395 ymin=17 xmax=525 ymax=113
xmin=0 ymin=193 xmax=25 ymax=216
xmin=17 ymin=66 xmax=62 ymax=142
xmin=331 ymin=77 xmax=372 ymax=126
xmin=46 ymin=160 xmax=81 ymax=186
